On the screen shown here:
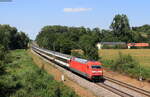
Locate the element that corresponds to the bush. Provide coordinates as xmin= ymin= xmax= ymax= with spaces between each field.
xmin=102 ymin=52 xmax=150 ymax=81
xmin=0 ymin=45 xmax=11 ymax=75
xmin=112 ymin=52 xmax=137 ymax=72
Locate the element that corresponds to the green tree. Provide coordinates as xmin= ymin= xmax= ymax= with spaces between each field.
xmin=132 ymin=24 xmax=150 ymax=34
xmin=110 ymin=14 xmax=130 ymax=36
xmin=0 ymin=25 xmax=12 ymax=49
xmin=17 ymin=32 xmax=29 ymax=49
xmin=79 ymin=34 xmax=99 ymax=60
xmin=110 ymin=14 xmax=132 ymax=42
xmin=55 ymin=35 xmax=74 ymax=54
xmin=36 ymin=25 xmax=102 ymax=60
xmin=0 ymin=24 xmax=29 ymax=50
xmin=132 ymin=24 xmax=150 ymax=42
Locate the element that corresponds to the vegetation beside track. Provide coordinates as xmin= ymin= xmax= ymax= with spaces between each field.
xmin=100 ymin=49 xmax=150 ymax=81
xmin=0 ymin=49 xmax=78 ymax=97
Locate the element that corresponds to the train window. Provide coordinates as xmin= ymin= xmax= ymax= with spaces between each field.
xmin=74 ymin=58 xmax=88 ymax=64
xmin=91 ymin=65 xmax=101 ymax=69
xmin=55 ymin=56 xmax=68 ymax=63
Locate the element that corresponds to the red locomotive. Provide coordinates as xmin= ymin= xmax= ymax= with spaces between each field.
xmin=69 ymin=57 xmax=103 ymax=80
xmin=32 ymin=46 xmax=103 ymax=81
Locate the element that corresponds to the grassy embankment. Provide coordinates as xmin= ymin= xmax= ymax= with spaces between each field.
xmin=0 ymin=49 xmax=78 ymax=97
xmin=99 ymin=49 xmax=150 ymax=81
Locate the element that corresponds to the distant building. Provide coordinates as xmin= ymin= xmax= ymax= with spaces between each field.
xmin=96 ymin=42 xmax=126 ymax=49
xmin=127 ymin=43 xmax=149 ymax=49
xmin=96 ymin=43 xmax=103 ymax=49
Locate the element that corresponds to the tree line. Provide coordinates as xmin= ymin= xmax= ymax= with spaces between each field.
xmin=36 ymin=26 xmax=100 ymax=60
xmin=36 ymin=14 xmax=150 ymax=60
xmin=0 ymin=24 xmax=29 ymax=50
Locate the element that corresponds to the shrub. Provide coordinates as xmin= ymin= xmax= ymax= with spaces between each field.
xmin=102 ymin=52 xmax=150 ymax=81
xmin=112 ymin=52 xmax=138 ymax=73
xmin=0 ymin=44 xmax=11 ymax=75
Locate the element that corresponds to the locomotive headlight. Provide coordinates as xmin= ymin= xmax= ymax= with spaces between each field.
xmin=92 ymin=71 xmax=102 ymax=73
xmin=98 ymin=71 xmax=102 ymax=73
xmin=92 ymin=71 xmax=97 ymax=73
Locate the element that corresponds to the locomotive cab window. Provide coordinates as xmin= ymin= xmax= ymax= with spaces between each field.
xmin=91 ymin=65 xmax=101 ymax=69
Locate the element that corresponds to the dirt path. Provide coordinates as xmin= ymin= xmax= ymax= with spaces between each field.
xmin=104 ymin=70 xmax=150 ymax=92
xmin=28 ymin=50 xmax=97 ymax=97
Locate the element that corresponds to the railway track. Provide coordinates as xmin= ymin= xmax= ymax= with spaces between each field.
xmin=96 ymin=83 xmax=133 ymax=97
xmin=32 ymin=46 xmax=150 ymax=97
xmin=104 ymin=76 xmax=150 ymax=97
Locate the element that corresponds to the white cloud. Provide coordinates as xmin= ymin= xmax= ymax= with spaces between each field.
xmin=63 ymin=8 xmax=92 ymax=12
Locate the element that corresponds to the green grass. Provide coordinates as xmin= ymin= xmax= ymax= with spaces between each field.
xmin=0 ymin=49 xmax=78 ymax=97
xmin=99 ymin=49 xmax=150 ymax=68
xmin=99 ymin=49 xmax=150 ymax=81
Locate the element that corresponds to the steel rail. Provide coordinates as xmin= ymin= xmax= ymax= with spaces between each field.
xmin=104 ymin=76 xmax=150 ymax=97
xmin=96 ymin=83 xmax=134 ymax=97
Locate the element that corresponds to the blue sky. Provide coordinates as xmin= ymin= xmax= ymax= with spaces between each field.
xmin=0 ymin=0 xmax=150 ymax=39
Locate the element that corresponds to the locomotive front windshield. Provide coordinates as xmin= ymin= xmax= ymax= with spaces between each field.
xmin=91 ymin=65 xmax=101 ymax=69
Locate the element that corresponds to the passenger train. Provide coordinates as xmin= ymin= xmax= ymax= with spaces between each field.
xmin=32 ymin=46 xmax=103 ymax=81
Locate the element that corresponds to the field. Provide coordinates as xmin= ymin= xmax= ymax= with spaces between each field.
xmin=99 ymin=49 xmax=150 ymax=68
